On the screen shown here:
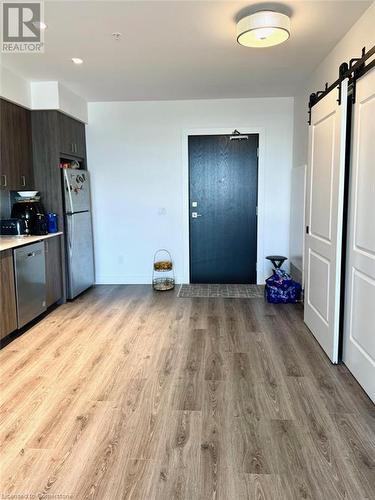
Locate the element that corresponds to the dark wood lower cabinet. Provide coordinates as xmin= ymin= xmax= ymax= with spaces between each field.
xmin=0 ymin=236 xmax=63 ymax=342
xmin=45 ymin=237 xmax=63 ymax=307
xmin=0 ymin=250 xmax=17 ymax=339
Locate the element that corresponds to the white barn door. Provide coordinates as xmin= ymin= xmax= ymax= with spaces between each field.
xmin=343 ymin=68 xmax=375 ymax=403
xmin=304 ymin=82 xmax=348 ymax=363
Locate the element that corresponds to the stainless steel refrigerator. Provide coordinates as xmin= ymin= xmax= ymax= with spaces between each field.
xmin=63 ymin=170 xmax=95 ymax=299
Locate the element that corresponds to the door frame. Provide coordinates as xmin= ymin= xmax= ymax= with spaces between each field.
xmin=181 ymin=127 xmax=265 ymax=284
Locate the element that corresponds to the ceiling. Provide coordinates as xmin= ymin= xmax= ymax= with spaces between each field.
xmin=1 ymin=0 xmax=371 ymax=102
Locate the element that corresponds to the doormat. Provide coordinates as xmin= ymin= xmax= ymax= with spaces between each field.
xmin=178 ymin=284 xmax=265 ymax=299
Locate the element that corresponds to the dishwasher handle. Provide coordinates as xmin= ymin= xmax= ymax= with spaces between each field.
xmin=26 ymin=249 xmax=42 ymax=258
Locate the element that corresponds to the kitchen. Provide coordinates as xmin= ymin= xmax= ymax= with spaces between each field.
xmin=0 ymin=100 xmax=94 ymax=341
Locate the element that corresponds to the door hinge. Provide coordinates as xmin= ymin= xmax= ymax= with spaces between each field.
xmin=256 ymin=206 xmax=258 ymax=216
xmin=306 ymin=225 xmax=310 ymax=234
xmin=256 ymin=147 xmax=259 ymax=158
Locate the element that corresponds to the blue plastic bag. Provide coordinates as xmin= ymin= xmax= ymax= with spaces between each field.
xmin=265 ymin=269 xmax=301 ymax=304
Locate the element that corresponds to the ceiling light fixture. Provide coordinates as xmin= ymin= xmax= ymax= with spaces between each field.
xmin=72 ymin=57 xmax=83 ymax=65
xmin=237 ymin=11 xmax=290 ymax=48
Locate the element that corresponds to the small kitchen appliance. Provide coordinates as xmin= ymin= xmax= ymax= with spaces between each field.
xmin=0 ymin=218 xmax=28 ymax=235
xmin=11 ymin=198 xmax=48 ymax=235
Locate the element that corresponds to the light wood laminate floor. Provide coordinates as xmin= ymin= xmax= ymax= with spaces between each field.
xmin=0 ymin=285 xmax=374 ymax=499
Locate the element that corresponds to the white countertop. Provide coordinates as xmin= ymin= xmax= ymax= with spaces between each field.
xmin=0 ymin=232 xmax=63 ymax=252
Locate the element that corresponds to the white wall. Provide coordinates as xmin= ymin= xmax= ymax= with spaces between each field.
xmin=58 ymin=82 xmax=88 ymax=123
xmin=290 ymin=1 xmax=375 ymax=277
xmin=87 ymin=97 xmax=294 ymax=284
xmin=0 ymin=65 xmax=88 ymax=122
xmin=30 ymin=81 xmax=88 ymax=123
xmin=289 ymin=164 xmax=306 ymax=270
xmin=30 ymin=81 xmax=60 ymax=109
xmin=0 ymin=65 xmax=31 ymax=108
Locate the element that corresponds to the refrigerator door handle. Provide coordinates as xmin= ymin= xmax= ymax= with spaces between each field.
xmin=67 ymin=216 xmax=74 ymax=258
xmin=64 ymin=170 xmax=74 ymax=214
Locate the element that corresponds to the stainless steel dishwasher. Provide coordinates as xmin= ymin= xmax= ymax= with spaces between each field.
xmin=14 ymin=241 xmax=47 ymax=328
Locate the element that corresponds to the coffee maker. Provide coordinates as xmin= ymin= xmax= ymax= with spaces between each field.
xmin=11 ymin=199 xmax=48 ymax=235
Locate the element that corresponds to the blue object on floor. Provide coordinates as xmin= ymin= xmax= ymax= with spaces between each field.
xmin=265 ymin=269 xmax=302 ymax=304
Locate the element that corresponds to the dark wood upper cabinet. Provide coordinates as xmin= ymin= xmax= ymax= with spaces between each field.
xmin=59 ymin=112 xmax=86 ymax=159
xmin=0 ymin=99 xmax=14 ymax=189
xmin=75 ymin=119 xmax=86 ymax=159
xmin=0 ymin=98 xmax=34 ymax=190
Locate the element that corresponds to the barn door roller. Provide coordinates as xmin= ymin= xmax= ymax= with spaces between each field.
xmin=308 ymin=45 xmax=375 ymax=124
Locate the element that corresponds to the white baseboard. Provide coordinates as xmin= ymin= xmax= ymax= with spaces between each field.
xmin=95 ymin=275 xmax=183 ymax=285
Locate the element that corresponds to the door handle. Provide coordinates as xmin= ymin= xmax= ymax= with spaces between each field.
xmin=21 ymin=175 xmax=26 ymax=187
xmin=1 ymin=174 xmax=7 ymax=187
xmin=67 ymin=216 xmax=74 ymax=258
xmin=192 ymin=212 xmax=203 ymax=218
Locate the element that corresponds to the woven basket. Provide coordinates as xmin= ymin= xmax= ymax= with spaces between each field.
xmin=153 ymin=277 xmax=175 ymax=291
xmin=154 ymin=260 xmax=173 ymax=271
xmin=152 ymin=249 xmax=175 ymax=291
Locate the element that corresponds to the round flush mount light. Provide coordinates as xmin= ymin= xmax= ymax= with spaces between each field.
xmin=237 ymin=11 xmax=290 ymax=48
xmin=72 ymin=57 xmax=83 ymax=65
